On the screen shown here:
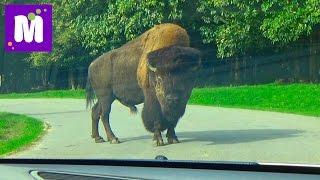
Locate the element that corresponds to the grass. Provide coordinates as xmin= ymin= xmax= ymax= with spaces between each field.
xmin=0 ymin=112 xmax=44 ymax=156
xmin=0 ymin=89 xmax=85 ymax=99
xmin=189 ymin=83 xmax=320 ymax=117
xmin=0 ymin=83 xmax=319 ymax=116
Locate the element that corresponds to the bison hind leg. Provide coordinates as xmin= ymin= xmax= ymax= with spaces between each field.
xmin=91 ymin=102 xmax=105 ymax=143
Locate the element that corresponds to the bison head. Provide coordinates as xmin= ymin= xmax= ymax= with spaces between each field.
xmin=147 ymin=45 xmax=201 ymax=121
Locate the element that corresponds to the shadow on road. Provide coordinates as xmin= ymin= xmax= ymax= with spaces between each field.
xmin=26 ymin=110 xmax=85 ymax=116
xmin=178 ymin=129 xmax=303 ymax=145
xmin=124 ymin=129 xmax=303 ymax=145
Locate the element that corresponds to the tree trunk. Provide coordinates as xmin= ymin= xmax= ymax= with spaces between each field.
xmin=77 ymin=67 xmax=85 ymax=89
xmin=0 ymin=14 xmax=4 ymax=91
xmin=293 ymin=58 xmax=300 ymax=82
xmin=247 ymin=57 xmax=254 ymax=85
xmin=242 ymin=57 xmax=248 ymax=85
xmin=309 ymin=31 xmax=320 ymax=83
xmin=229 ymin=60 xmax=235 ymax=85
xmin=233 ymin=59 xmax=241 ymax=85
xmin=48 ymin=64 xmax=58 ymax=88
xmin=0 ymin=48 xmax=4 ymax=90
xmin=68 ymin=69 xmax=76 ymax=89
xmin=253 ymin=58 xmax=257 ymax=84
xmin=42 ymin=68 xmax=47 ymax=87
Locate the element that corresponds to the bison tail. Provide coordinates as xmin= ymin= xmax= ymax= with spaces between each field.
xmin=86 ymin=73 xmax=95 ymax=109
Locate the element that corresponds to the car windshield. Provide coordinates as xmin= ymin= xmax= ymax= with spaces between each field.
xmin=0 ymin=0 xmax=319 ymax=165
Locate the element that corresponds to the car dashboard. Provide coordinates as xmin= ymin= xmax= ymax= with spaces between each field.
xmin=0 ymin=159 xmax=320 ymax=180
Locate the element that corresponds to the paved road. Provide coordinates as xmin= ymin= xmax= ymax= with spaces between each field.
xmin=1 ymin=99 xmax=320 ymax=164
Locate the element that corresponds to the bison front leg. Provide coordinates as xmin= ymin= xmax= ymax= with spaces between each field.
xmin=166 ymin=127 xmax=179 ymax=144
xmin=153 ymin=131 xmax=164 ymax=146
xmin=100 ymin=94 xmax=120 ymax=144
xmin=153 ymin=121 xmax=164 ymax=146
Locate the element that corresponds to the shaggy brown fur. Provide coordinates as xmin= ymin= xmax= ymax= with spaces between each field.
xmin=86 ymin=23 xmax=201 ymax=146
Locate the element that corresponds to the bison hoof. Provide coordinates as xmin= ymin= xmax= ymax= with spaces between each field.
xmin=94 ymin=136 xmax=105 ymax=143
xmin=168 ymin=137 xmax=180 ymax=144
xmin=167 ymin=137 xmax=180 ymax=144
xmin=153 ymin=139 xmax=165 ymax=147
xmin=110 ymin=138 xmax=120 ymax=144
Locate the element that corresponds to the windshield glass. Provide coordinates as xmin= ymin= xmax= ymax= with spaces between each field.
xmin=0 ymin=0 xmax=319 ymax=165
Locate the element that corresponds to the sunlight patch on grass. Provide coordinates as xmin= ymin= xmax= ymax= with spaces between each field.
xmin=0 ymin=112 xmax=44 ymax=156
xmin=189 ymin=83 xmax=320 ymax=117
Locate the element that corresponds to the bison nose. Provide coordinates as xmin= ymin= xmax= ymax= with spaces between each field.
xmin=166 ymin=94 xmax=178 ymax=103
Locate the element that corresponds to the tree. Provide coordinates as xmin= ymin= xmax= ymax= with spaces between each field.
xmin=261 ymin=0 xmax=320 ymax=82
xmin=29 ymin=0 xmax=92 ymax=88
xmin=261 ymin=0 xmax=320 ymax=44
xmin=1 ymin=0 xmax=37 ymax=91
xmin=5 ymin=0 xmax=319 ymax=89
xmin=197 ymin=0 xmax=273 ymax=84
xmin=74 ymin=0 xmax=187 ymax=56
xmin=197 ymin=0 xmax=273 ymax=58
xmin=197 ymin=0 xmax=320 ymax=83
xmin=0 ymin=1 xmax=6 ymax=89
xmin=27 ymin=0 xmax=189 ymax=88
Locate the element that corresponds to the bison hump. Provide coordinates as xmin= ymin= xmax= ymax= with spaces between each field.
xmin=137 ymin=23 xmax=190 ymax=88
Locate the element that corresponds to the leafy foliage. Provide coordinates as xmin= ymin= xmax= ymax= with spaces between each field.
xmin=27 ymin=0 xmax=187 ymax=68
xmin=261 ymin=0 xmax=320 ymax=44
xmin=75 ymin=0 xmax=186 ymax=56
xmin=197 ymin=0 xmax=320 ymax=58
xmin=29 ymin=0 xmax=91 ymax=68
xmin=3 ymin=0 xmax=318 ymax=67
xmin=197 ymin=0 xmax=271 ymax=58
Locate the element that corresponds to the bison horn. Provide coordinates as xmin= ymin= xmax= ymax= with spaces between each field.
xmin=147 ymin=62 xmax=157 ymax=72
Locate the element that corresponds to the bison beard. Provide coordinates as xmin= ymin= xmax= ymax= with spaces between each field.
xmin=86 ymin=23 xmax=201 ymax=146
xmin=141 ymin=87 xmax=186 ymax=133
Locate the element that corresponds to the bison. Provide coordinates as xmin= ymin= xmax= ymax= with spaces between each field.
xmin=86 ymin=23 xmax=201 ymax=146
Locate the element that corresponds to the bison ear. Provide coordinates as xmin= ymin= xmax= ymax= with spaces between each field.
xmin=146 ymin=50 xmax=161 ymax=72
xmin=147 ymin=46 xmax=173 ymax=72
xmin=147 ymin=46 xmax=202 ymax=72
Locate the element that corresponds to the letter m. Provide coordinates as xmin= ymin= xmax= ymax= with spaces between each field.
xmin=14 ymin=15 xmax=43 ymax=43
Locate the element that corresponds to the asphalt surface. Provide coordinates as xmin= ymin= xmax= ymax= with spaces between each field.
xmin=0 ymin=99 xmax=319 ymax=164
